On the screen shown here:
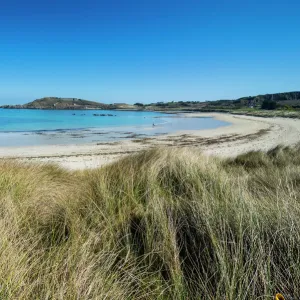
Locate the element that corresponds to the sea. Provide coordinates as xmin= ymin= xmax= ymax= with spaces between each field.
xmin=0 ymin=109 xmax=230 ymax=147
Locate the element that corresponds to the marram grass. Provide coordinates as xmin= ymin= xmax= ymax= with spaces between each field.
xmin=0 ymin=145 xmax=299 ymax=299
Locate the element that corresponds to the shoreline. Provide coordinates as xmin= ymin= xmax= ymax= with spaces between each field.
xmin=1 ymin=112 xmax=300 ymax=169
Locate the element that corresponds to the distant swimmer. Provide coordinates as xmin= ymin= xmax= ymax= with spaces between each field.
xmin=152 ymin=123 xmax=155 ymax=127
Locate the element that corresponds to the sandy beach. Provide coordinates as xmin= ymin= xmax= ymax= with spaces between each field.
xmin=1 ymin=112 xmax=300 ymax=169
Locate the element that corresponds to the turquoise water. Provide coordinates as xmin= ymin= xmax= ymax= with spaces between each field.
xmin=0 ymin=109 xmax=165 ymax=132
xmin=0 ymin=109 xmax=230 ymax=146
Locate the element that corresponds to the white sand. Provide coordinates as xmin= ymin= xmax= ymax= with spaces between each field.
xmin=1 ymin=113 xmax=300 ymax=169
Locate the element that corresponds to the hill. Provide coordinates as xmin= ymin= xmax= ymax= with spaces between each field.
xmin=144 ymin=91 xmax=300 ymax=111
xmin=1 ymin=97 xmax=118 ymax=110
xmin=210 ymin=91 xmax=300 ymax=110
xmin=0 ymin=146 xmax=299 ymax=298
xmin=1 ymin=91 xmax=300 ymax=112
xmin=25 ymin=97 xmax=109 ymax=109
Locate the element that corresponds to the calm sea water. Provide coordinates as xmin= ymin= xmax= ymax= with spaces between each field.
xmin=0 ymin=109 xmax=230 ymax=146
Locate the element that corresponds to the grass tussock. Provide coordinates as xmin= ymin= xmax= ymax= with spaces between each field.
xmin=0 ymin=145 xmax=300 ymax=299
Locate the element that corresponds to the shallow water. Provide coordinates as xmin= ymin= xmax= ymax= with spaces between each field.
xmin=0 ymin=109 xmax=230 ymax=146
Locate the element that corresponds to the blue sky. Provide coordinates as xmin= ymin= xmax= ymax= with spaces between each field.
xmin=0 ymin=0 xmax=299 ymax=104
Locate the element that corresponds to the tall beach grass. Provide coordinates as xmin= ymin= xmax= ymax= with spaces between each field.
xmin=0 ymin=145 xmax=300 ymax=299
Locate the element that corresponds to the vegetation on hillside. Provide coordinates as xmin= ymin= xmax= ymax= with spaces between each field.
xmin=1 ymin=91 xmax=299 ymax=113
xmin=0 ymin=146 xmax=300 ymax=299
xmin=0 ymin=97 xmax=136 ymax=110
xmin=144 ymin=91 xmax=300 ymax=112
xmin=261 ymin=99 xmax=278 ymax=110
xmin=0 ymin=97 xmax=115 ymax=110
xmin=26 ymin=97 xmax=107 ymax=109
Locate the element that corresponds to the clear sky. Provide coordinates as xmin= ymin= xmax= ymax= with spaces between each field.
xmin=0 ymin=0 xmax=299 ymax=104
